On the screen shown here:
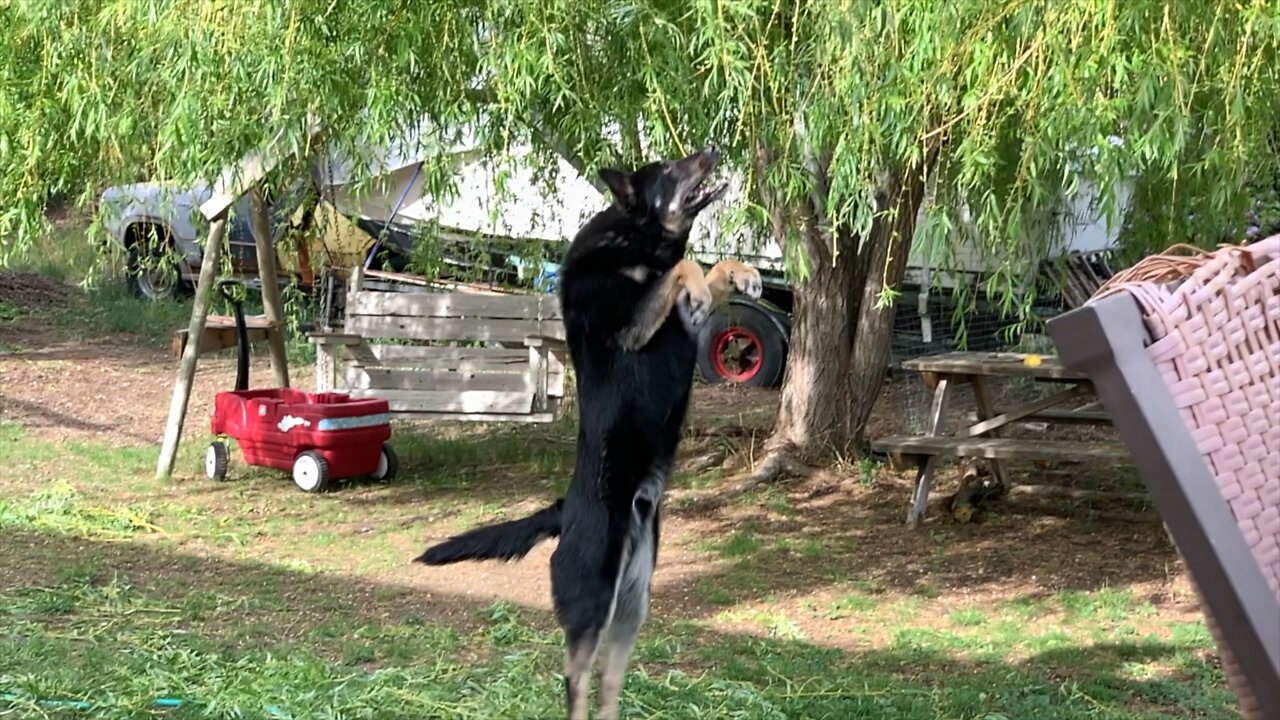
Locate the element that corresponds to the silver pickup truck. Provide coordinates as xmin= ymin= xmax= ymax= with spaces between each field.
xmin=97 ymin=181 xmax=307 ymax=300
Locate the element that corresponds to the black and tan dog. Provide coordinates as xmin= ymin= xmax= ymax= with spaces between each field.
xmin=417 ymin=148 xmax=761 ymax=719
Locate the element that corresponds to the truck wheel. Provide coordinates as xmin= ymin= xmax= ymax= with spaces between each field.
xmin=205 ymin=441 xmax=230 ymax=481
xmin=292 ymin=451 xmax=332 ymax=493
xmin=697 ymin=303 xmax=787 ymax=388
xmin=372 ymin=443 xmax=398 ymax=481
xmin=125 ymin=226 xmax=185 ymax=301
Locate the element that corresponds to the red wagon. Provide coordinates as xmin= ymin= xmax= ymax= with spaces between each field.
xmin=206 ymin=388 xmax=397 ymax=493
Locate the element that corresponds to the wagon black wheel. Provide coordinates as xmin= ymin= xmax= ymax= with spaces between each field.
xmin=205 ymin=441 xmax=230 ymax=481
xmin=372 ymin=443 xmax=398 ymax=482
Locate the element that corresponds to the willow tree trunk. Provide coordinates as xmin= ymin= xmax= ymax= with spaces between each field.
xmin=763 ymin=165 xmax=930 ymax=468
xmin=843 ymin=167 xmax=932 ymax=443
xmin=767 ymin=225 xmax=861 ymax=457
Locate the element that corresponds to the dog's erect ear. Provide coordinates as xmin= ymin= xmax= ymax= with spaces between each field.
xmin=598 ymin=168 xmax=635 ymax=207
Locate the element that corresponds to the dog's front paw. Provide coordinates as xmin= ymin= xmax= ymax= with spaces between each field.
xmin=732 ymin=266 xmax=763 ymax=299
xmin=681 ymin=281 xmax=713 ymax=326
xmin=712 ymin=260 xmax=763 ymax=300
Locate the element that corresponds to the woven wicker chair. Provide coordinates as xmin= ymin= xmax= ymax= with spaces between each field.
xmin=1047 ymin=236 xmax=1280 ymax=720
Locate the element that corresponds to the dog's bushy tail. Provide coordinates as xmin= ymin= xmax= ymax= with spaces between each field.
xmin=416 ymin=499 xmax=563 ymax=565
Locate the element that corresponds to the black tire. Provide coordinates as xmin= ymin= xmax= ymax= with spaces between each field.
xmin=292 ymin=451 xmax=332 ymax=493
xmin=205 ymin=441 xmax=230 ymax=481
xmin=697 ymin=302 xmax=788 ymax=388
xmin=125 ymin=226 xmax=185 ymax=301
xmin=372 ymin=443 xmax=398 ymax=481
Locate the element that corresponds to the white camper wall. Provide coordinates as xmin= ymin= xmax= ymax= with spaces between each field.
xmin=315 ymin=135 xmax=1131 ymax=286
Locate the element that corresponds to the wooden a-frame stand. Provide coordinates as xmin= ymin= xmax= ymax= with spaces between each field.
xmin=155 ymin=122 xmax=319 ymax=479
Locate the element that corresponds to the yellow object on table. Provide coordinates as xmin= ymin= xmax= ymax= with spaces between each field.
xmin=1024 ymin=354 xmax=1043 ymax=368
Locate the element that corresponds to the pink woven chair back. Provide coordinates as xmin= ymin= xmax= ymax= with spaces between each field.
xmin=1090 ymin=235 xmax=1280 ymax=719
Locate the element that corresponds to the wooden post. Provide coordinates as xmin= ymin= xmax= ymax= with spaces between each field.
xmin=249 ymin=188 xmax=291 ymax=388
xmin=155 ymin=217 xmax=228 ymax=479
xmin=314 ymin=339 xmax=337 ymax=391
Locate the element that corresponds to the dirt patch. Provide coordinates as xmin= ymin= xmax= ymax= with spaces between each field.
xmin=0 ymin=270 xmax=290 ymax=445
xmin=0 ymin=271 xmax=72 ymax=311
xmin=0 ymin=336 xmax=279 ymax=446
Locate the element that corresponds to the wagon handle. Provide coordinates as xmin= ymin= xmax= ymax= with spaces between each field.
xmin=215 ymin=278 xmax=250 ymax=392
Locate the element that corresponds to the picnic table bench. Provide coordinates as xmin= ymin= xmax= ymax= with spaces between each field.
xmin=871 ymin=351 xmax=1128 ymax=527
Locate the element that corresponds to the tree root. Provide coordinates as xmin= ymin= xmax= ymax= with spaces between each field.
xmin=684 ymin=425 xmax=766 ymax=440
xmin=729 ymin=449 xmax=814 ymax=495
xmin=682 ymin=449 xmax=729 ymax=474
xmin=670 ymin=449 xmax=814 ymax=508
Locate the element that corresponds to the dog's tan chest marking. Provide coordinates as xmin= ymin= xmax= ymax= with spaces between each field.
xmin=620 ymin=265 xmax=650 ymax=283
xmin=617 ymin=259 xmax=712 ymax=351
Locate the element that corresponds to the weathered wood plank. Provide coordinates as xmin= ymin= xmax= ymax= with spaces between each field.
xmin=395 ymin=411 xmax=557 ymax=423
xmin=970 ymin=375 xmax=1012 ymax=487
xmin=316 ymin=341 xmax=336 ymax=392
xmin=963 ymin=409 xmax=1113 ymax=426
xmin=872 ymin=435 xmax=1129 ymax=461
xmin=250 ymin=188 xmax=291 ymax=388
xmin=354 ymin=344 xmax=531 ymax=371
xmin=156 ymin=217 xmax=227 ymax=479
xmin=308 ymin=332 xmax=365 ymax=346
xmin=1025 ymin=408 xmax=1112 ymax=425
xmin=345 ymin=315 xmax=567 ymax=343
xmin=363 ymin=269 xmax=513 ymax=296
xmin=547 ymin=348 xmax=567 ymax=397
xmin=344 ymin=389 xmax=535 ymax=414
xmin=963 ymin=385 xmax=1090 ymax=437
xmin=343 ymin=367 xmax=534 ymax=393
xmin=173 ymin=324 xmax=275 ymax=358
xmin=902 ymin=352 xmax=1087 ymax=381
xmin=349 ymin=290 xmax=563 ymax=320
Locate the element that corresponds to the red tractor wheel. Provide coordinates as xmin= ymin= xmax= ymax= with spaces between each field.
xmin=710 ymin=326 xmax=765 ymax=383
xmin=697 ymin=303 xmax=787 ymax=387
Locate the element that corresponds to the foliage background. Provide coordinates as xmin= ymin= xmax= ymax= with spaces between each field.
xmin=3 ymin=1 xmax=1276 ymax=269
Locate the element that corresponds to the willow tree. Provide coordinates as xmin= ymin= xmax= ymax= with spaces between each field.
xmin=3 ymin=1 xmax=1277 ymax=475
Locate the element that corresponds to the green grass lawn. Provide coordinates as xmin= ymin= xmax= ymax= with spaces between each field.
xmin=0 ymin=538 xmax=1234 ymax=720
xmin=0 ymin=418 xmax=1238 ymax=720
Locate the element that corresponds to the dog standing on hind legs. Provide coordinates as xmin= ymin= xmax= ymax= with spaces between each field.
xmin=417 ymin=148 xmax=762 ymax=719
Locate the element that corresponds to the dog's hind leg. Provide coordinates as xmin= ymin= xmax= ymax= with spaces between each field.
xmin=564 ymin=626 xmax=601 ymax=720
xmin=596 ymin=481 xmax=663 ymax=720
xmin=596 ymin=612 xmax=643 ymax=720
xmin=618 ymin=259 xmax=712 ymax=351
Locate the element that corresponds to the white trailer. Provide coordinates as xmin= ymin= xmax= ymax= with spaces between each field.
xmin=316 ymin=136 xmax=1130 ymax=387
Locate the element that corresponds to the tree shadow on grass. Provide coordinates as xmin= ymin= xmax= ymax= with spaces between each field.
xmin=0 ymin=528 xmax=1235 ymax=720
xmin=334 ymin=420 xmax=578 ymax=506
xmin=184 ymin=417 xmax=1182 ymax=609
xmin=0 ymin=394 xmax=158 ymax=445
xmin=653 ymin=476 xmax=1180 ymax=617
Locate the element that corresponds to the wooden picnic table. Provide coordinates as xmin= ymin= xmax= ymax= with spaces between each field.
xmin=872 ymin=351 xmax=1129 ymax=527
